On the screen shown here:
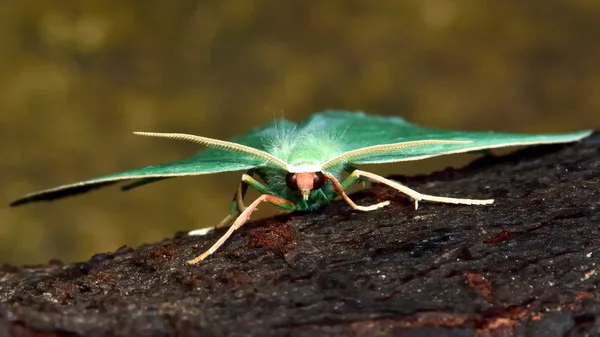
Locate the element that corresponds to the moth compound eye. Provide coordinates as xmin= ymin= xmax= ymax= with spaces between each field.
xmin=313 ymin=172 xmax=326 ymax=190
xmin=286 ymin=172 xmax=299 ymax=190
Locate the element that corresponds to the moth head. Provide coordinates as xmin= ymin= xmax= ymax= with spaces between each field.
xmin=286 ymin=172 xmax=326 ymax=200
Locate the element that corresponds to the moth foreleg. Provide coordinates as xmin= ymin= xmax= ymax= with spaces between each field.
xmin=324 ymin=172 xmax=390 ymax=212
xmin=215 ymin=172 xmax=254 ymax=229
xmin=187 ymin=194 xmax=295 ymax=264
xmin=188 ymin=171 xmax=265 ymax=236
xmin=350 ymin=170 xmax=494 ymax=210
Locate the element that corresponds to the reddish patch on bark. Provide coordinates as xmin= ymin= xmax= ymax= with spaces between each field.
xmin=483 ymin=230 xmax=512 ymax=244
xmin=479 ymin=317 xmax=515 ymax=335
xmin=138 ymin=244 xmax=178 ymax=261
xmin=403 ymin=312 xmax=470 ymax=326
xmin=576 ymin=292 xmax=595 ymax=300
xmin=216 ymin=269 xmax=253 ymax=290
xmin=53 ymin=282 xmax=79 ymax=304
xmin=248 ymin=223 xmax=296 ymax=257
xmin=463 ymin=271 xmax=493 ymax=302
xmin=10 ymin=321 xmax=71 ymax=337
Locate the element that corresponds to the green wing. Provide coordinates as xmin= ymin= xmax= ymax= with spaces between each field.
xmin=10 ymin=150 xmax=261 ymax=206
xmin=11 ymin=111 xmax=591 ymax=206
xmin=10 ymin=119 xmax=295 ymax=206
xmin=308 ymin=111 xmax=592 ymax=165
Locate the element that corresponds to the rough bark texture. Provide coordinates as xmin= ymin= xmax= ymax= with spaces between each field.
xmin=1 ymin=133 xmax=599 ymax=337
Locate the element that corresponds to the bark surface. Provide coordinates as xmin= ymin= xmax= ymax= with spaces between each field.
xmin=1 ymin=133 xmax=599 ymax=337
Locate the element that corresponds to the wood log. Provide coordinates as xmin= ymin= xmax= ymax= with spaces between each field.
xmin=1 ymin=133 xmax=598 ymax=337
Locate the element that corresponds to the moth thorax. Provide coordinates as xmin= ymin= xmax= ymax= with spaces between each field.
xmin=286 ymin=172 xmax=326 ymax=200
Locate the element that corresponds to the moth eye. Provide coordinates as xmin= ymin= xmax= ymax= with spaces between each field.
xmin=313 ymin=172 xmax=326 ymax=190
xmin=286 ymin=172 xmax=299 ymax=190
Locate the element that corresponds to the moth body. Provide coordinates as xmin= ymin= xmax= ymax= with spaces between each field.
xmin=254 ymin=166 xmax=341 ymax=211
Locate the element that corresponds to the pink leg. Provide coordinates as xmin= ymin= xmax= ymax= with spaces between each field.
xmin=187 ymin=194 xmax=295 ymax=264
xmin=324 ymin=172 xmax=390 ymax=211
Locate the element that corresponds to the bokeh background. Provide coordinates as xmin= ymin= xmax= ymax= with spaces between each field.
xmin=1 ymin=1 xmax=599 ymax=264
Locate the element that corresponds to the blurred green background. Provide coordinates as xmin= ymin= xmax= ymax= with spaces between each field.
xmin=2 ymin=1 xmax=599 ymax=264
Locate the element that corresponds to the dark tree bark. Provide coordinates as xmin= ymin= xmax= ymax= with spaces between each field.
xmin=1 ymin=133 xmax=599 ymax=337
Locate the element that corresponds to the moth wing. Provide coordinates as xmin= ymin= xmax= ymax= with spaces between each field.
xmin=10 ymin=148 xmax=264 ymax=206
xmin=349 ymin=129 xmax=592 ymax=164
xmin=303 ymin=111 xmax=590 ymax=165
xmin=11 ymin=118 xmax=298 ymax=206
xmin=303 ymin=111 xmax=590 ymax=157
xmin=298 ymin=110 xmax=421 ymax=149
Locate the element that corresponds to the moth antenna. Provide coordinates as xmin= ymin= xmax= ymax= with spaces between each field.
xmin=322 ymin=140 xmax=473 ymax=169
xmin=133 ymin=132 xmax=289 ymax=171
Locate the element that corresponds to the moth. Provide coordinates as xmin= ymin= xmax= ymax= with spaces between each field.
xmin=11 ymin=111 xmax=591 ymax=264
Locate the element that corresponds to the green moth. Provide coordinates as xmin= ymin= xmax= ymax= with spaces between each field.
xmin=10 ymin=111 xmax=591 ymax=264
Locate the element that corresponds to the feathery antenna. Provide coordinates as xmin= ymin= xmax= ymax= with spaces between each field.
xmin=321 ymin=140 xmax=472 ymax=169
xmin=133 ymin=132 xmax=289 ymax=171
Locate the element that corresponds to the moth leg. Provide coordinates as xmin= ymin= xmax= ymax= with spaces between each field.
xmin=187 ymin=177 xmax=248 ymax=235
xmin=187 ymin=194 xmax=295 ymax=264
xmin=344 ymin=165 xmax=368 ymax=188
xmin=324 ymin=172 xmax=391 ymax=212
xmin=188 ymin=171 xmax=271 ymax=235
xmin=348 ymin=169 xmax=494 ymax=210
xmin=186 ymin=184 xmax=246 ymax=236
xmin=214 ymin=173 xmax=253 ymax=229
xmin=227 ymin=172 xmax=278 ymax=212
